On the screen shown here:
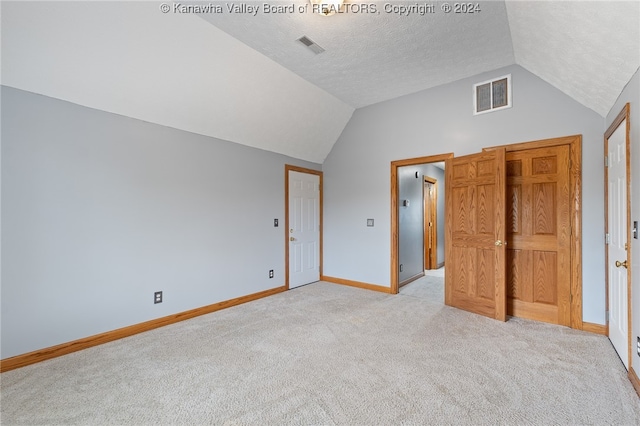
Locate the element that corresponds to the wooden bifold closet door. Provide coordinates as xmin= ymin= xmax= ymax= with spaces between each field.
xmin=505 ymin=145 xmax=571 ymax=326
xmin=445 ymin=148 xmax=507 ymax=321
xmin=445 ymin=140 xmax=576 ymax=327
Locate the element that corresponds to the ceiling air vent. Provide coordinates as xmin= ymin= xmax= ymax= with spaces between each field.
xmin=473 ymin=74 xmax=512 ymax=115
xmin=297 ymin=36 xmax=325 ymax=54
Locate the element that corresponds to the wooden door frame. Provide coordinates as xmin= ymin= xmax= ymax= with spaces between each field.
xmin=484 ymin=134 xmax=583 ymax=329
xmin=423 ymin=176 xmax=438 ymax=270
xmin=604 ymin=103 xmax=632 ymax=368
xmin=391 ymin=153 xmax=454 ymax=294
xmin=285 ymin=165 xmax=323 ymax=290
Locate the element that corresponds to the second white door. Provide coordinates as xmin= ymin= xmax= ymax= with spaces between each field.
xmin=288 ymin=170 xmax=320 ymax=289
xmin=606 ymin=117 xmax=629 ymax=369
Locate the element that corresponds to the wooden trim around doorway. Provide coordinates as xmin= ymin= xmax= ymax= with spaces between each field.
xmin=285 ymin=165 xmax=323 ymax=290
xmin=390 ymin=153 xmax=454 ymax=294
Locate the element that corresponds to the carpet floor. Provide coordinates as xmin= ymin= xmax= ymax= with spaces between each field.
xmin=2 ymin=277 xmax=639 ymax=425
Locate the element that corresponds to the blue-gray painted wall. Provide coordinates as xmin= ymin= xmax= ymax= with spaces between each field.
xmin=2 ymin=63 xmax=635 ymax=359
xmin=398 ymin=163 xmax=445 ymax=283
xmin=1 ymin=86 xmax=319 ymax=359
xmin=323 ymin=64 xmax=605 ymax=324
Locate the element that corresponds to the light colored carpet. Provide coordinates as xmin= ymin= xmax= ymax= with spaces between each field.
xmin=400 ymin=274 xmax=444 ymax=303
xmin=2 ymin=280 xmax=640 ymax=425
xmin=424 ymin=267 xmax=445 ymax=279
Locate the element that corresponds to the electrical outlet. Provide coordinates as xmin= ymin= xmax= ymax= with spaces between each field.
xmin=154 ymin=291 xmax=163 ymax=304
xmin=274 ymin=218 xmax=279 ymax=227
xmin=269 ymin=270 xmax=274 ymax=279
xmin=367 ymin=218 xmax=374 ymax=227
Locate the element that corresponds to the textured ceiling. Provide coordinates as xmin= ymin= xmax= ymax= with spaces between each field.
xmin=203 ymin=0 xmax=639 ymax=115
xmin=507 ymin=0 xmax=640 ymax=117
xmin=2 ymin=1 xmax=639 ymax=164
xmin=200 ymin=0 xmax=516 ymax=108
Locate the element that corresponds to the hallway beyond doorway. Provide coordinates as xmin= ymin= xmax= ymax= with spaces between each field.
xmin=400 ymin=267 xmax=444 ymax=304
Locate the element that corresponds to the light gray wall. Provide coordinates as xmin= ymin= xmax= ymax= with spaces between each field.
xmin=323 ymin=65 xmax=605 ymax=324
xmin=606 ymin=67 xmax=640 ymax=372
xmin=0 ymin=86 xmax=320 ymax=359
xmin=398 ymin=163 xmax=445 ymax=282
xmin=398 ymin=166 xmax=423 ymax=282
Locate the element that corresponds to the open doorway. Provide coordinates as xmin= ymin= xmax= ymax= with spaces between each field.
xmin=391 ymin=137 xmax=582 ymax=329
xmin=390 ymin=153 xmax=453 ymax=294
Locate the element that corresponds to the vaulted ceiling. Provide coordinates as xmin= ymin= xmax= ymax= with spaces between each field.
xmin=2 ymin=1 xmax=639 ymax=163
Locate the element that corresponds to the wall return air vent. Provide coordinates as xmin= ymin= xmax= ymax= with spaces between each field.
xmin=473 ymin=74 xmax=512 ymax=115
xmin=297 ymin=35 xmax=325 ymax=54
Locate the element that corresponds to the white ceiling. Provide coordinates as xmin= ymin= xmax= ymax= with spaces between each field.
xmin=506 ymin=0 xmax=639 ymax=118
xmin=200 ymin=0 xmax=516 ymax=108
xmin=2 ymin=1 xmax=639 ymax=163
xmin=203 ymin=0 xmax=639 ymax=115
xmin=1 ymin=1 xmax=354 ymax=164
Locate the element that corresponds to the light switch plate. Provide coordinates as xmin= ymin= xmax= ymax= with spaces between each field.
xmin=367 ymin=219 xmax=374 ymax=227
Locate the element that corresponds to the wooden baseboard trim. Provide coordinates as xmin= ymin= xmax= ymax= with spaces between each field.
xmin=0 ymin=285 xmax=287 ymax=373
xmin=629 ymin=367 xmax=640 ymax=398
xmin=399 ymin=272 xmax=425 ymax=288
xmin=321 ymin=275 xmax=391 ymax=294
xmin=582 ymin=322 xmax=608 ymax=335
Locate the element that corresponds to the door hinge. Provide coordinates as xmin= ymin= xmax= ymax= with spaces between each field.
xmin=606 ymin=310 xmax=610 ymax=323
xmin=605 ymin=233 xmax=610 ymax=244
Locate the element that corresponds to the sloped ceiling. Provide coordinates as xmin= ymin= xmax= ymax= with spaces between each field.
xmin=2 ymin=1 xmax=639 ymax=163
xmin=201 ymin=0 xmax=516 ymax=108
xmin=507 ymin=0 xmax=640 ymax=117
xmin=0 ymin=1 xmax=354 ymax=164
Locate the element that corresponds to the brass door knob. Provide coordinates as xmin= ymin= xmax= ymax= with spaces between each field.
xmin=290 ymin=237 xmax=296 ymax=241
xmin=495 ymin=240 xmax=503 ymax=246
xmin=615 ymin=260 xmax=628 ymax=268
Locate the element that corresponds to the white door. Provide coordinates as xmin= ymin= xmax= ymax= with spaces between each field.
xmin=607 ymin=118 xmax=629 ymax=369
xmin=288 ymin=171 xmax=320 ymax=288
